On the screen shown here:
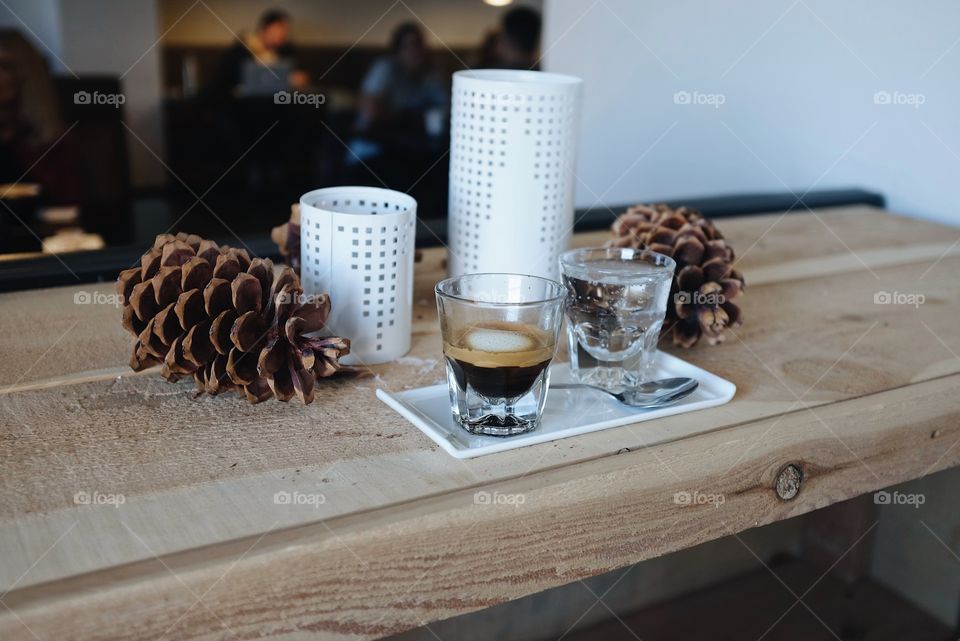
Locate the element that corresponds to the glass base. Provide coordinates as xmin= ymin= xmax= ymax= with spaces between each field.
xmin=445 ymin=357 xmax=549 ymax=438
xmin=456 ymin=415 xmax=539 ymax=437
xmin=568 ymin=333 xmax=657 ymax=391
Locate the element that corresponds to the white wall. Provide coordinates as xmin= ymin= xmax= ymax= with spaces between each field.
xmin=159 ymin=0 xmax=542 ymax=48
xmin=543 ymin=0 xmax=960 ymax=226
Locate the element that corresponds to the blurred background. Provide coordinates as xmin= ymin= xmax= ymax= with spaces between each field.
xmin=0 ymin=0 xmax=543 ymax=256
xmin=0 ymin=0 xmax=956 ymax=263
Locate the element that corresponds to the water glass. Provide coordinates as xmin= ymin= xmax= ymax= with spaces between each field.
xmin=559 ymin=247 xmax=676 ymax=390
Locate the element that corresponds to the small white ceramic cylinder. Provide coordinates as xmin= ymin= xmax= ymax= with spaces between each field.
xmin=448 ymin=69 xmax=583 ymax=281
xmin=299 ymin=186 xmax=417 ymax=365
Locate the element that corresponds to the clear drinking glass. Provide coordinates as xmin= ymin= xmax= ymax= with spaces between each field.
xmin=559 ymin=247 xmax=676 ymax=390
xmin=435 ymin=274 xmax=565 ymax=436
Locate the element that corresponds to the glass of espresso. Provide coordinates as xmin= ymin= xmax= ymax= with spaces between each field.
xmin=435 ymin=274 xmax=565 ymax=436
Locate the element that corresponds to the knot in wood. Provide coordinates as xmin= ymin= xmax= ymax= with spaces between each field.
xmin=775 ymin=464 xmax=803 ymax=500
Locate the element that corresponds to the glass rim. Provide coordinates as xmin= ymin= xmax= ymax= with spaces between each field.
xmin=435 ymin=272 xmax=565 ymax=307
xmin=559 ymin=246 xmax=676 ymax=275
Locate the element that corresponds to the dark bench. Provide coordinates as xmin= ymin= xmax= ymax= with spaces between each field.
xmin=0 ymin=188 xmax=884 ymax=292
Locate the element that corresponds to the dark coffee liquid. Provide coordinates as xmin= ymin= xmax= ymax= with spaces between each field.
xmin=443 ymin=322 xmax=555 ymax=400
xmin=448 ymin=357 xmax=551 ymax=399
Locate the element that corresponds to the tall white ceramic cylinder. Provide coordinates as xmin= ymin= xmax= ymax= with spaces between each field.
xmin=448 ymin=69 xmax=583 ymax=281
xmin=299 ymin=186 xmax=416 ymax=365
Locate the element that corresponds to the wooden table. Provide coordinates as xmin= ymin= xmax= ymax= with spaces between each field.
xmin=1 ymin=205 xmax=959 ymax=640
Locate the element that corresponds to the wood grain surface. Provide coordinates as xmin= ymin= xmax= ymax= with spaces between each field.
xmin=1 ymin=205 xmax=959 ymax=640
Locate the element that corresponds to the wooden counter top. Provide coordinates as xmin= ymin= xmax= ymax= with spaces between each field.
xmin=1 ymin=205 xmax=959 ymax=640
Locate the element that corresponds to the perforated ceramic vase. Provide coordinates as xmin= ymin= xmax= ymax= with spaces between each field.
xmin=448 ymin=69 xmax=583 ymax=280
xmin=300 ymin=187 xmax=417 ymax=365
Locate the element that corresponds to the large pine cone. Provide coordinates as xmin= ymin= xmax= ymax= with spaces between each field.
xmin=117 ymin=232 xmax=349 ymax=403
xmin=607 ymin=204 xmax=744 ymax=347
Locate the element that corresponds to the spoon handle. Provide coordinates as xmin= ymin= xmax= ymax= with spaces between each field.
xmin=550 ymin=383 xmax=610 ymax=393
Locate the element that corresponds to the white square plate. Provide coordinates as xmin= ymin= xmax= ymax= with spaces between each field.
xmin=377 ymin=352 xmax=736 ymax=459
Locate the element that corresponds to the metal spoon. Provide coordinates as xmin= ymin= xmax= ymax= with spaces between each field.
xmin=550 ymin=377 xmax=699 ymax=408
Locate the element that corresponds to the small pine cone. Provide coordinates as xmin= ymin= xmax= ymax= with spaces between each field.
xmin=118 ymin=232 xmax=348 ymax=403
xmin=271 ymin=204 xmax=301 ymax=276
xmin=607 ymin=204 xmax=744 ymax=348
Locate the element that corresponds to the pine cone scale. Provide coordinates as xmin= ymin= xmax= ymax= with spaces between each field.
xmin=183 ymin=319 xmax=215 ymax=366
xmin=231 ymin=311 xmax=267 ymax=352
xmin=210 ymin=310 xmax=238 ymax=355
xmin=175 ymin=290 xmax=205 ymax=331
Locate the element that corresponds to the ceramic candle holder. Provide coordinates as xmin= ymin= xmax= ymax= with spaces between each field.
xmin=448 ymin=69 xmax=583 ymax=280
xmin=299 ymin=186 xmax=417 ymax=365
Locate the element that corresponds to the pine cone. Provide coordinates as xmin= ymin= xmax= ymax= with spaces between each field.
xmin=607 ymin=203 xmax=744 ymax=348
xmin=271 ymin=204 xmax=301 ymax=275
xmin=117 ymin=232 xmax=349 ymax=403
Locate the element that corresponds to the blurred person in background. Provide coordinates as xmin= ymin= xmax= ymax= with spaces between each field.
xmin=348 ymin=22 xmax=447 ymax=171
xmin=480 ymin=6 xmax=542 ymax=70
xmin=0 ymin=29 xmax=80 ymax=207
xmin=202 ymin=8 xmax=311 ymax=192
xmin=471 ymin=29 xmax=501 ymax=68
xmin=345 ymin=22 xmax=448 ymax=208
xmin=355 ymin=22 xmax=446 ymax=136
xmin=204 ymin=8 xmax=308 ymax=100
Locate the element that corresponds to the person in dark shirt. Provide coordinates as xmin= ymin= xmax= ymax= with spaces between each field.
xmin=478 ymin=7 xmax=543 ymax=70
xmin=203 ymin=8 xmax=307 ymax=100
